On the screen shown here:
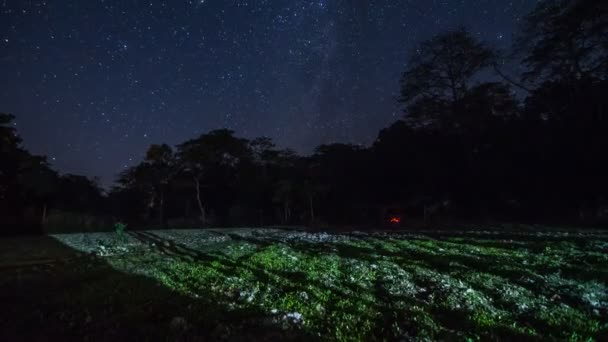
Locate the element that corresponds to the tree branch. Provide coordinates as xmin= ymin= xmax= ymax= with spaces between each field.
xmin=492 ymin=63 xmax=534 ymax=93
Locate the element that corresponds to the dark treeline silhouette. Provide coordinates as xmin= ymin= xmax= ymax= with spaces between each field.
xmin=2 ymin=0 xmax=607 ymax=234
xmin=0 ymin=112 xmax=107 ymax=234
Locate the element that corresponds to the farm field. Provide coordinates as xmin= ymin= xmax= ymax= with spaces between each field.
xmin=1 ymin=227 xmax=607 ymax=340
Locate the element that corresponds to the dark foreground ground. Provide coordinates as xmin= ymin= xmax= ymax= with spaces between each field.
xmin=1 ymin=227 xmax=607 ymax=341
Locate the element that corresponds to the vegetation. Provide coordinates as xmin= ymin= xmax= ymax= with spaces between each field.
xmin=114 ymin=222 xmax=127 ymax=242
xmin=2 ymin=228 xmax=606 ymax=340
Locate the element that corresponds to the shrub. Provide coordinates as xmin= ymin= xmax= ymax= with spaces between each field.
xmin=114 ymin=222 xmax=127 ymax=242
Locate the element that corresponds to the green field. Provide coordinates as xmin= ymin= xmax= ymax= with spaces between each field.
xmin=1 ymin=228 xmax=607 ymax=340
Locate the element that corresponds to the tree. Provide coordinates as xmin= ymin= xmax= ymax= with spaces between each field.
xmin=176 ymin=129 xmax=252 ymax=224
xmin=273 ymin=179 xmax=294 ymax=224
xmin=18 ymin=156 xmax=59 ymax=224
xmin=144 ymin=144 xmax=176 ymax=225
xmin=55 ymin=174 xmax=105 ymax=213
xmin=241 ymin=137 xmax=285 ymax=225
xmin=1 ymin=113 xmax=64 ymax=231
xmin=400 ymin=28 xmax=496 ymax=129
xmin=0 ymin=113 xmax=21 ymax=149
xmin=0 ymin=113 xmax=23 ymax=204
xmin=309 ymin=144 xmax=370 ymax=223
xmin=516 ymin=0 xmax=608 ymax=83
xmin=118 ymin=163 xmax=158 ymax=221
xmin=459 ymin=82 xmax=519 ymax=129
xmin=397 ymin=29 xmax=526 ymax=217
xmin=268 ymin=149 xmax=301 ymax=224
xmin=250 ymin=137 xmax=279 ymax=165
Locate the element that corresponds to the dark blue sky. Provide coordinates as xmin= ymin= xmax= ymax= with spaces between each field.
xmin=1 ymin=0 xmax=534 ymax=187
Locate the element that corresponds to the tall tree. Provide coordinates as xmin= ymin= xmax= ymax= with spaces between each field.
xmin=0 ymin=113 xmax=21 ymax=149
xmin=242 ymin=137 xmax=281 ymax=225
xmin=176 ymin=129 xmax=251 ymax=224
xmin=144 ymin=144 xmax=176 ymax=225
xmin=400 ymin=28 xmax=496 ymax=129
xmin=56 ymin=174 xmax=105 ymax=213
xmin=0 ymin=113 xmax=23 ymax=204
xmin=18 ymin=156 xmax=59 ymax=224
xmin=398 ymin=29 xmax=524 ymax=216
xmin=310 ymin=144 xmax=370 ymax=223
xmin=516 ymin=0 xmax=608 ymax=82
xmin=1 ymin=113 xmax=63 ymax=231
xmin=269 ymin=149 xmax=301 ymax=224
xmin=515 ymin=0 xmax=608 ymax=216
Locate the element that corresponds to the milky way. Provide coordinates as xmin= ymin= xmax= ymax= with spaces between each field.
xmin=1 ymin=0 xmax=534 ymax=186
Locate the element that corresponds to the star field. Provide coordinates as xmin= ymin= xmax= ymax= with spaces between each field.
xmin=1 ymin=0 xmax=534 ymax=186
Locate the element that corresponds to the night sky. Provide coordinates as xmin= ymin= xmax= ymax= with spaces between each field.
xmin=1 ymin=0 xmax=534 ymax=187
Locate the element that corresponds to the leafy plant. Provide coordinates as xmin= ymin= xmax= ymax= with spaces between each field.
xmin=114 ymin=222 xmax=127 ymax=242
xmin=60 ymin=229 xmax=608 ymax=340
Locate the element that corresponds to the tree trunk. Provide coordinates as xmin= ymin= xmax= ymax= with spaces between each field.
xmin=283 ymin=200 xmax=290 ymax=223
xmin=146 ymin=191 xmax=155 ymax=221
xmin=159 ymin=189 xmax=165 ymax=227
xmin=194 ymin=177 xmax=206 ymax=224
xmin=308 ymin=194 xmax=315 ymax=223
xmin=41 ymin=203 xmax=47 ymax=225
xmin=423 ymin=206 xmax=426 ymax=223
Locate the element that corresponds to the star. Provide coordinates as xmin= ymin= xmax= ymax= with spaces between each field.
xmin=0 ymin=0 xmax=536 ymax=187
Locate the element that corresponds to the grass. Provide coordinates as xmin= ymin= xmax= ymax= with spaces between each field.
xmin=1 ymin=228 xmax=607 ymax=340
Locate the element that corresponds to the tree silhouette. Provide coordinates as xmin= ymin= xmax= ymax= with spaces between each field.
xmin=1 ymin=113 xmax=24 ymax=203
xmin=1 ymin=113 xmax=64 ymax=232
xmin=516 ymin=0 xmax=608 ymax=83
xmin=144 ymin=144 xmax=176 ymax=225
xmin=176 ymin=129 xmax=251 ymax=224
xmin=400 ymin=28 xmax=496 ymax=129
xmin=513 ymin=0 xmax=608 ymax=218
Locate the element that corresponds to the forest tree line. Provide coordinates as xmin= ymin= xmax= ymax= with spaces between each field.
xmin=1 ymin=0 xmax=607 ymax=234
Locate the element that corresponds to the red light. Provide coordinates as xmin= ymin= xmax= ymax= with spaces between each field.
xmin=390 ymin=217 xmax=401 ymax=223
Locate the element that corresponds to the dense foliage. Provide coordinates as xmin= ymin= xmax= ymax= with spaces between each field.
xmin=5 ymin=228 xmax=600 ymax=340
